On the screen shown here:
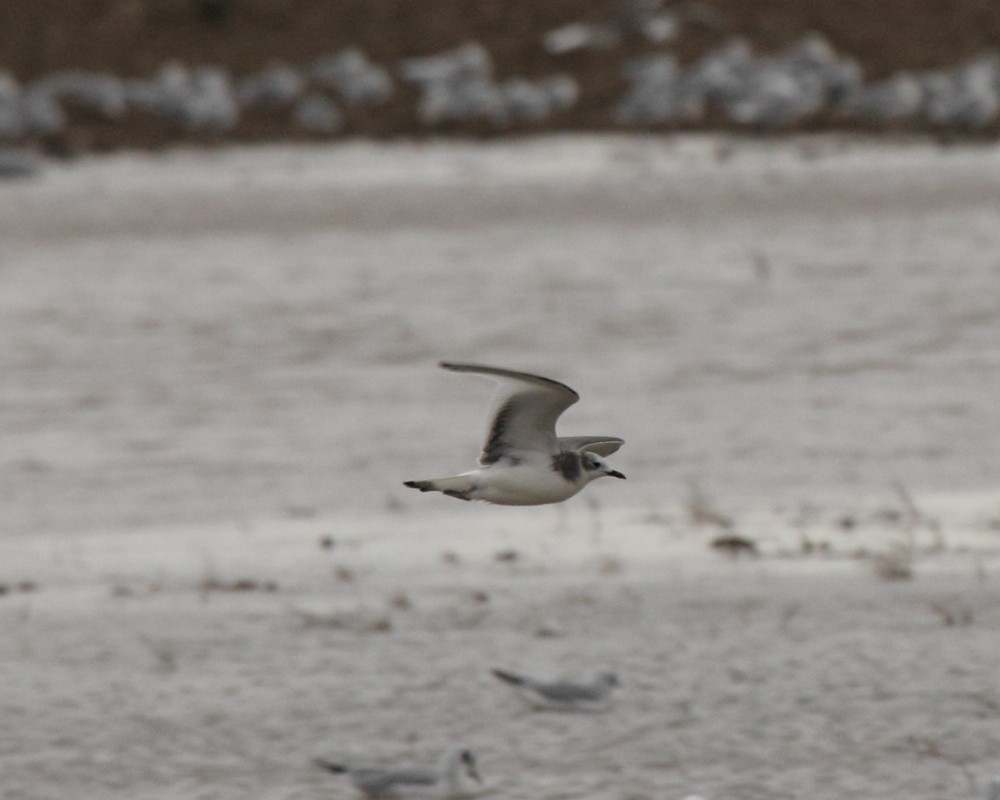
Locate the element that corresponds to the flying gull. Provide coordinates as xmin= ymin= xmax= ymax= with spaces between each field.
xmin=403 ymin=362 xmax=625 ymax=505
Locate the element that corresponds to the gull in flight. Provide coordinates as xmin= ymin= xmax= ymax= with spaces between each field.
xmin=490 ymin=668 xmax=620 ymax=712
xmin=315 ymin=748 xmax=482 ymax=799
xmin=403 ymin=362 xmax=625 ymax=505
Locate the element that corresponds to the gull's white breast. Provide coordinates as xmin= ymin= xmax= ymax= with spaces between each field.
xmin=474 ymin=462 xmax=582 ymax=506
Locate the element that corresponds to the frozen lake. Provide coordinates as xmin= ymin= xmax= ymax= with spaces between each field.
xmin=3 ymin=136 xmax=1000 ymax=536
xmin=4 ymin=135 xmax=1000 ymax=799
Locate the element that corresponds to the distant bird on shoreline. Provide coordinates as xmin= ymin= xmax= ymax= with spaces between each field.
xmin=315 ymin=748 xmax=482 ymax=799
xmin=404 ymin=362 xmax=625 ymax=505
xmin=491 ymin=668 xmax=620 ymax=712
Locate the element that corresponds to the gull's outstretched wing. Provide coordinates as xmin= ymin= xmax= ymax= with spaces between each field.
xmin=439 ymin=362 xmax=579 ymax=465
xmin=558 ymin=436 xmax=624 ymax=457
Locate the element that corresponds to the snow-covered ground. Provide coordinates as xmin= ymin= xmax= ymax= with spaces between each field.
xmin=2 ymin=499 xmax=1000 ymax=799
xmin=4 ymin=136 xmax=1000 ymax=535
xmin=2 ymin=136 xmax=1000 ymax=798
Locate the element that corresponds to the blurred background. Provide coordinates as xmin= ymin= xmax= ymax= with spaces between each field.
xmin=2 ymin=0 xmax=1000 ymax=154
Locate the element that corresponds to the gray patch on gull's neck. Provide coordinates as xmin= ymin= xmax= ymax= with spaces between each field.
xmin=551 ymin=451 xmax=581 ymax=482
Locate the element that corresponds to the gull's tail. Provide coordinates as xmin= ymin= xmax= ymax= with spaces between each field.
xmin=402 ymin=475 xmax=475 ymax=501
xmin=491 ymin=668 xmax=527 ymax=687
xmin=314 ymin=758 xmax=348 ymax=775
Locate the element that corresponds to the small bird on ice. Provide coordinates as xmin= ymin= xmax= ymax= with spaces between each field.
xmin=403 ymin=362 xmax=625 ymax=505
xmin=490 ymin=668 xmax=620 ymax=712
xmin=314 ymin=748 xmax=482 ymax=799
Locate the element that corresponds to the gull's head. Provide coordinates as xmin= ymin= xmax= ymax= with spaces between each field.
xmin=581 ymin=452 xmax=626 ymax=481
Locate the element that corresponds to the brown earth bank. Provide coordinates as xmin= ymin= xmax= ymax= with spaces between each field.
xmin=3 ymin=0 xmax=1000 ymax=148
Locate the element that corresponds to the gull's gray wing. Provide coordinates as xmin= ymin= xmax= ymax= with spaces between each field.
xmin=352 ymin=767 xmax=437 ymax=796
xmin=558 ymin=436 xmax=624 ymax=457
xmin=440 ymin=362 xmax=579 ymax=465
xmin=531 ymin=680 xmax=607 ymax=703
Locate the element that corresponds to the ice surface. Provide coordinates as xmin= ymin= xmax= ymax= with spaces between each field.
xmin=3 ymin=136 xmax=1000 ymax=797
xmin=3 ymin=136 xmax=1000 ymax=536
xmin=2 ymin=498 xmax=1000 ymax=799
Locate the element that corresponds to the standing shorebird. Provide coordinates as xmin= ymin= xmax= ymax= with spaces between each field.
xmin=403 ymin=362 xmax=625 ymax=506
xmin=490 ymin=668 xmax=620 ymax=712
xmin=315 ymin=748 xmax=482 ymax=799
